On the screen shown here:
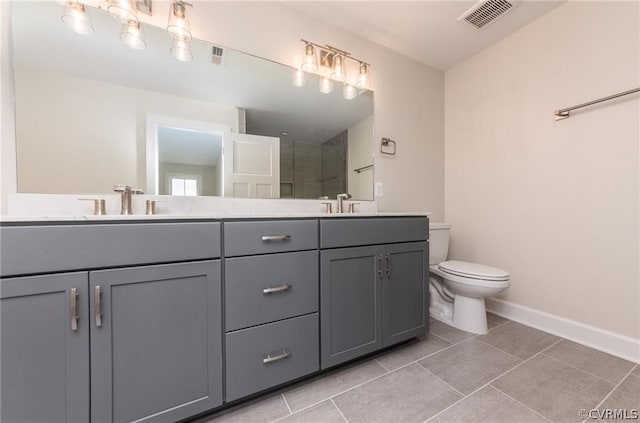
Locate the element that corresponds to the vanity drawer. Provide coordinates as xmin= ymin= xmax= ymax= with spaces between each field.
xmin=320 ymin=217 xmax=428 ymax=249
xmin=0 ymin=222 xmax=221 ymax=277
xmin=223 ymin=220 xmax=318 ymax=257
xmin=225 ymin=251 xmax=318 ymax=331
xmin=225 ymin=313 xmax=319 ymax=402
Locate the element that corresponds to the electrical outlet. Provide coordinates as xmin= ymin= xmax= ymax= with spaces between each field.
xmin=375 ymin=182 xmax=383 ymax=197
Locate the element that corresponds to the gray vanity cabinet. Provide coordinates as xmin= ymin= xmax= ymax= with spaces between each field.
xmin=320 ymin=217 xmax=429 ymax=369
xmin=320 ymin=245 xmax=383 ymax=368
xmin=382 ymin=242 xmax=428 ymax=347
xmin=0 ymin=273 xmax=90 ymax=423
xmin=0 ymin=222 xmax=223 ymax=423
xmin=223 ymin=219 xmax=320 ymax=401
xmin=89 ymin=260 xmax=223 ymax=423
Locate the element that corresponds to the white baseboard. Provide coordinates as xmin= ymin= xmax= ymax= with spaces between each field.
xmin=486 ymin=298 xmax=640 ymax=364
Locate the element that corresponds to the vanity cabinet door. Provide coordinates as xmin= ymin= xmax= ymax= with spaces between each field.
xmin=320 ymin=246 xmax=383 ymax=369
xmin=382 ymin=242 xmax=428 ymax=347
xmin=0 ymin=273 xmax=90 ymax=423
xmin=90 ymin=261 xmax=222 ymax=423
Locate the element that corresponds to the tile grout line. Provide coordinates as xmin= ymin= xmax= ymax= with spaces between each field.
xmin=415 ymin=361 xmax=466 ymax=397
xmin=472 ymin=336 xmax=531 ymax=362
xmin=428 ymin=332 xmax=456 ymax=346
xmin=276 ymin=340 xmax=465 ymax=421
xmin=423 ymin=338 xmax=564 ymax=423
xmin=374 ymin=358 xmax=390 ymax=372
xmin=330 ymin=398 xmax=350 ymax=423
xmin=490 ymin=384 xmax=554 ymax=422
xmin=587 ymin=365 xmax=638 ymax=421
xmin=281 ymin=393 xmax=293 ymax=415
xmin=487 ymin=319 xmax=510 ymax=332
xmin=273 ymin=363 xmax=402 ymax=416
xmin=373 ymin=337 xmax=471 ymax=376
xmin=538 ymin=351 xmax=630 ymax=387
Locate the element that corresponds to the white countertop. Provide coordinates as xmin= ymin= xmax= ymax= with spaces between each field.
xmin=2 ymin=193 xmax=430 ymax=223
xmin=0 ymin=211 xmax=431 ymax=223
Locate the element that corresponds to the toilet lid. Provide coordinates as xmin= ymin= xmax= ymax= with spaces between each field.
xmin=438 ymin=260 xmax=509 ymax=281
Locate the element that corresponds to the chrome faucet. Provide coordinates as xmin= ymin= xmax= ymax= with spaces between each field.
xmin=336 ymin=193 xmax=352 ymax=213
xmin=114 ymin=185 xmax=132 ymax=215
xmin=114 ymin=185 xmax=144 ymax=215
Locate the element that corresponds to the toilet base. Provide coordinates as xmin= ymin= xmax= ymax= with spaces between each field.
xmin=452 ymin=295 xmax=488 ymax=334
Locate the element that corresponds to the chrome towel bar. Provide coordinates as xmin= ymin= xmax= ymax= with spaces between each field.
xmin=554 ymin=87 xmax=639 ymax=121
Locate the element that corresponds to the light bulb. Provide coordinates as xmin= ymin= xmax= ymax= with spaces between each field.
xmin=357 ymin=62 xmax=370 ymax=88
xmin=343 ymin=83 xmax=357 ymax=100
xmin=301 ymin=43 xmax=318 ymax=72
xmin=167 ymin=1 xmax=192 ymax=41
xmin=120 ymin=20 xmax=146 ymax=50
xmin=292 ymin=69 xmax=305 ymax=87
xmin=107 ymin=0 xmax=138 ymax=24
xmin=319 ymin=76 xmax=333 ymax=94
xmin=61 ymin=2 xmax=94 ymax=36
xmin=331 ymin=54 xmax=345 ymax=81
xmin=171 ymin=38 xmax=193 ymax=62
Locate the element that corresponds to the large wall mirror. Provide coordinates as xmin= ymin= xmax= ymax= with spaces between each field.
xmin=11 ymin=1 xmax=375 ymax=200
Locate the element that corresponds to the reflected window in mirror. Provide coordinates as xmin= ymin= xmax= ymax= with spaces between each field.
xmin=169 ymin=175 xmax=200 ymax=196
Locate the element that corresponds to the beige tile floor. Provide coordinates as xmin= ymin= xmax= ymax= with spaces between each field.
xmin=203 ymin=314 xmax=639 ymax=423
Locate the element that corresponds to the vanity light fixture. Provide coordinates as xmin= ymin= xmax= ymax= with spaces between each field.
xmin=357 ymin=62 xmax=370 ymax=88
xmin=107 ymin=0 xmax=138 ymax=24
xmin=318 ymin=76 xmax=334 ymax=94
xmin=167 ymin=1 xmax=192 ymax=41
xmin=301 ymin=42 xmax=318 ymax=72
xmin=292 ymin=69 xmax=306 ymax=87
xmin=295 ymin=39 xmax=371 ymax=99
xmin=61 ymin=1 xmax=95 ymax=36
xmin=343 ymin=83 xmax=357 ymax=100
xmin=171 ymin=37 xmax=193 ymax=62
xmin=330 ymin=54 xmax=345 ymax=82
xmin=120 ymin=20 xmax=146 ymax=50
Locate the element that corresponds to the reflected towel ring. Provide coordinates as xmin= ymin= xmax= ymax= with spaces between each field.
xmin=380 ymin=137 xmax=396 ymax=156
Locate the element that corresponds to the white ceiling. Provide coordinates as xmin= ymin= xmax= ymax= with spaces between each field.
xmin=157 ymin=127 xmax=222 ymax=166
xmin=287 ymin=1 xmax=564 ymax=70
xmin=12 ymin=2 xmax=373 ymax=145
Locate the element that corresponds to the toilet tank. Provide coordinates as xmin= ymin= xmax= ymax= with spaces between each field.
xmin=429 ymin=223 xmax=451 ymax=265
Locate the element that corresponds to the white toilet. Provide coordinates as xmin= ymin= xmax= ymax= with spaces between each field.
xmin=429 ymin=223 xmax=510 ymax=334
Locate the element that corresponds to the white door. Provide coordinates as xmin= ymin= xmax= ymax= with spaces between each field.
xmin=223 ymin=133 xmax=280 ymax=198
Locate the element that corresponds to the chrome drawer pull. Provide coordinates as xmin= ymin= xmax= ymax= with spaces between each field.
xmin=70 ymin=288 xmax=79 ymax=331
xmin=263 ymin=284 xmax=292 ymax=295
xmin=263 ymin=350 xmax=291 ymax=364
xmin=261 ymin=235 xmax=291 ymax=242
xmin=94 ymin=286 xmax=103 ymax=328
xmin=377 ymin=255 xmax=383 ymax=279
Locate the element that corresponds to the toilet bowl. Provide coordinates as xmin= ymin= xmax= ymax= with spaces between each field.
xmin=429 ymin=224 xmax=510 ymax=334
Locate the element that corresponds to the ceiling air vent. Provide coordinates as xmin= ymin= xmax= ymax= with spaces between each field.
xmin=211 ymin=45 xmax=226 ymax=66
xmin=457 ymin=0 xmax=518 ymax=29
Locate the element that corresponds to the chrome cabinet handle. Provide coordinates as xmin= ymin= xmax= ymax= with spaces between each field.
xmin=385 ymin=254 xmax=391 ymax=277
xmin=263 ymin=284 xmax=292 ymax=295
xmin=261 ymin=235 xmax=291 ymax=242
xmin=70 ymin=288 xmax=79 ymax=331
xmin=377 ymin=255 xmax=383 ymax=279
xmin=94 ymin=286 xmax=103 ymax=327
xmin=263 ymin=350 xmax=291 ymax=364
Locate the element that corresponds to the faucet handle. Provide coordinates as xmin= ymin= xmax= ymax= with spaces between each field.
xmin=79 ymin=198 xmax=107 ymax=215
xmin=113 ymin=184 xmax=130 ymax=192
xmin=348 ymin=202 xmax=360 ymax=214
xmin=145 ymin=199 xmax=167 ymax=215
xmin=321 ymin=202 xmax=333 ymax=214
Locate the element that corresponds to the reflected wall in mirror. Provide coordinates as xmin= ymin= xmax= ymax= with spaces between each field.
xmin=11 ymin=1 xmax=375 ymax=200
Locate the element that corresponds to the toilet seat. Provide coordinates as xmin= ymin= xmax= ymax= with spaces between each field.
xmin=438 ymin=260 xmax=509 ymax=281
